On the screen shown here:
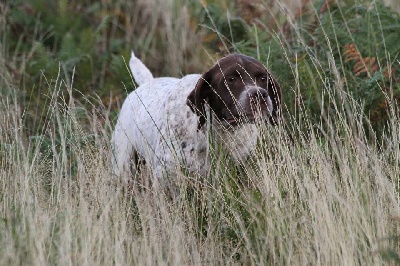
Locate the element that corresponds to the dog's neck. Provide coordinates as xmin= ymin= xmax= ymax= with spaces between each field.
xmin=201 ymin=107 xmax=260 ymax=163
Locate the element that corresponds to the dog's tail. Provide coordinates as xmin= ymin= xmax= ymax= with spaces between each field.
xmin=129 ymin=51 xmax=154 ymax=86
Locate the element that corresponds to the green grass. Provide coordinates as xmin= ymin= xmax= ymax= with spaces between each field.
xmin=1 ymin=0 xmax=400 ymax=264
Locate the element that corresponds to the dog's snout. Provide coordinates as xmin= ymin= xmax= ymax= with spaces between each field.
xmin=247 ymin=87 xmax=268 ymax=101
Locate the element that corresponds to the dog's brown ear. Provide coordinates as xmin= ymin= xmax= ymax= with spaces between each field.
xmin=187 ymin=70 xmax=213 ymax=129
xmin=267 ymin=73 xmax=282 ymax=125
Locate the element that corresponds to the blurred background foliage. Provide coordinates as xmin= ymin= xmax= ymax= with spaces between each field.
xmin=1 ymin=0 xmax=399 ymax=136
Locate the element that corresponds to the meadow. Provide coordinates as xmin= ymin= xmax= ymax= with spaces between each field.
xmin=1 ymin=0 xmax=399 ymax=264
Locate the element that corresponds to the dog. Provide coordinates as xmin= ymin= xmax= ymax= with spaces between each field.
xmin=111 ymin=51 xmax=281 ymax=182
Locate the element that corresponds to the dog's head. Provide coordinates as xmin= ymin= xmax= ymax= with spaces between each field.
xmin=187 ymin=54 xmax=281 ymax=129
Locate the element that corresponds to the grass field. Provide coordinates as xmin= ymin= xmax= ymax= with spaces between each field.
xmin=1 ymin=0 xmax=400 ymax=264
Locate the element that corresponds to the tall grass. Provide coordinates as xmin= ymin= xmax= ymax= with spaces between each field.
xmin=1 ymin=0 xmax=399 ymax=264
xmin=1 ymin=66 xmax=399 ymax=264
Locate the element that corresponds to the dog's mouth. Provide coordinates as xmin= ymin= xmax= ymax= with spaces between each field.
xmin=219 ymin=98 xmax=274 ymax=127
xmin=223 ymin=113 xmax=265 ymax=127
xmin=219 ymin=103 xmax=273 ymax=128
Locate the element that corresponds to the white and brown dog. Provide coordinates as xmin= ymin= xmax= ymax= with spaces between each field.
xmin=111 ymin=52 xmax=281 ymax=180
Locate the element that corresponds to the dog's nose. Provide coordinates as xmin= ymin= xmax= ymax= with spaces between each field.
xmin=247 ymin=87 xmax=268 ymax=101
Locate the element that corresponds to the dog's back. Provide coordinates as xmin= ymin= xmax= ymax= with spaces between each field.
xmin=112 ymin=53 xmax=203 ymax=179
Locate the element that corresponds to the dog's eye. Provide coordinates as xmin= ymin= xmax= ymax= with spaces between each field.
xmin=259 ymin=76 xmax=268 ymax=83
xmin=227 ymin=76 xmax=236 ymax=82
